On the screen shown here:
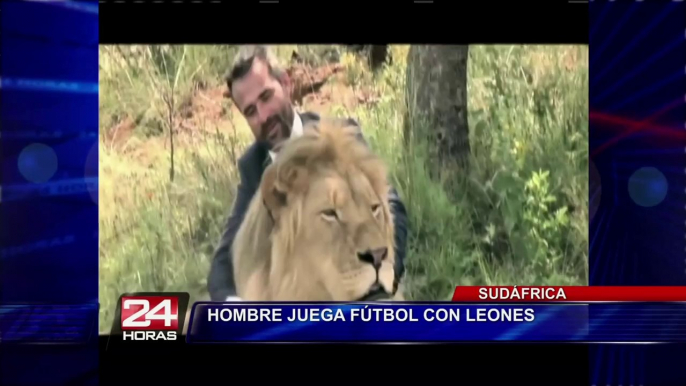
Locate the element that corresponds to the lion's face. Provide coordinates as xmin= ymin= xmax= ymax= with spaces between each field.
xmin=260 ymin=122 xmax=396 ymax=301
xmin=290 ymin=168 xmax=395 ymax=300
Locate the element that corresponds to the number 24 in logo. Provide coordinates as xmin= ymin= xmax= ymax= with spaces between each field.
xmin=121 ymin=296 xmax=179 ymax=330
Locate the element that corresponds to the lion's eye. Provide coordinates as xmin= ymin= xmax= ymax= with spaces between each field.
xmin=371 ymin=204 xmax=382 ymax=215
xmin=321 ymin=209 xmax=338 ymax=221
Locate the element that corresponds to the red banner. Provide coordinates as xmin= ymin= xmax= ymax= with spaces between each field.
xmin=452 ymin=286 xmax=686 ymax=302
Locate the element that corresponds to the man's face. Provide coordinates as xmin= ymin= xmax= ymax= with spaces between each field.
xmin=231 ymin=59 xmax=294 ymax=150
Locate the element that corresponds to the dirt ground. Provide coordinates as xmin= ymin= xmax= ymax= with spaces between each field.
xmin=102 ymin=62 xmax=380 ymax=154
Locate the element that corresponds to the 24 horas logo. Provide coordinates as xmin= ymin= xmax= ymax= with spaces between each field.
xmin=120 ymin=295 xmax=179 ymax=341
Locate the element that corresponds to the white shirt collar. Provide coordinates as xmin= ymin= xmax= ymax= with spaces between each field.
xmin=269 ymin=112 xmax=303 ymax=161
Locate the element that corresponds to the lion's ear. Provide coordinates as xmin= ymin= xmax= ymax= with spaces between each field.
xmin=260 ymin=162 xmax=309 ymax=215
xmin=261 ymin=165 xmax=286 ymax=214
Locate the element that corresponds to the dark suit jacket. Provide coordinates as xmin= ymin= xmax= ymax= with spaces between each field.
xmin=207 ymin=112 xmax=409 ymax=301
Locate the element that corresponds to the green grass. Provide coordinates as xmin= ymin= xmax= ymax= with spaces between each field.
xmin=98 ymin=44 xmax=588 ymax=331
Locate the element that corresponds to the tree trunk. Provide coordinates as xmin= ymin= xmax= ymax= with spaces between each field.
xmin=404 ymin=45 xmax=470 ymax=176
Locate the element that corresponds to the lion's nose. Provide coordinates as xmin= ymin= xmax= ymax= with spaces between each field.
xmin=357 ymin=247 xmax=388 ymax=269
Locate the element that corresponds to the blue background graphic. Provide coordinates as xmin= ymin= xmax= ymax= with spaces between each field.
xmin=588 ymin=0 xmax=686 ymax=385
xmin=0 ymin=1 xmax=99 ymax=385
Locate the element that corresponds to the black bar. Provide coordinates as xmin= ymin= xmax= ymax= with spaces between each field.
xmin=99 ymin=336 xmax=589 ymax=385
xmin=99 ymin=2 xmax=588 ymax=44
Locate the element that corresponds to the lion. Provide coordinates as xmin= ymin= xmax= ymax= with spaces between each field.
xmin=232 ymin=118 xmax=402 ymax=302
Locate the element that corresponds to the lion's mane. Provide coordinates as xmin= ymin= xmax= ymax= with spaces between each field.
xmin=232 ymin=118 xmax=397 ymax=301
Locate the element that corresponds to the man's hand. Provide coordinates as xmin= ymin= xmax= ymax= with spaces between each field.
xmin=225 ymin=296 xmax=243 ymax=302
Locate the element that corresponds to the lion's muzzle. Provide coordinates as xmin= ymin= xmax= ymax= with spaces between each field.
xmin=355 ymin=246 xmax=393 ymax=301
xmin=357 ymin=282 xmax=392 ymax=301
xmin=357 ymin=247 xmax=388 ymax=269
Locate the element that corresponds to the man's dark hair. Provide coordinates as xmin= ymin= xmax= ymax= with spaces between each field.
xmin=225 ymin=45 xmax=286 ymax=99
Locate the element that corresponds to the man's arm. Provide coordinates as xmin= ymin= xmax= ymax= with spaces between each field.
xmin=387 ymin=186 xmax=408 ymax=293
xmin=207 ymin=158 xmax=256 ymax=301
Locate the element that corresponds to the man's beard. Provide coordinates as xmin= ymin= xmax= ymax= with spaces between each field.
xmin=258 ymin=105 xmax=294 ymax=151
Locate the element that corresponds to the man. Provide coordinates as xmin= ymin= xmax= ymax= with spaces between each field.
xmin=207 ymin=45 xmax=408 ymax=301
